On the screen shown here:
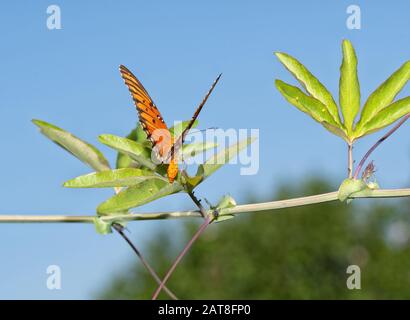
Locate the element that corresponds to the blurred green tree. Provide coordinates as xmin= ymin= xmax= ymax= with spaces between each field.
xmin=98 ymin=178 xmax=410 ymax=299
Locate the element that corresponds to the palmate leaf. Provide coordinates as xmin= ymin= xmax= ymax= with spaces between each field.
xmin=32 ymin=119 xmax=110 ymax=172
xmin=97 ymin=178 xmax=184 ymax=214
xmin=354 ymin=96 xmax=410 ymax=138
xmin=339 ymin=39 xmax=360 ymax=136
xmin=63 ymin=168 xmax=162 ymax=188
xmin=356 ymin=60 xmax=410 ymax=131
xmin=99 ymin=134 xmax=155 ymax=170
xmin=275 ymin=52 xmax=342 ymax=125
xmin=321 ymin=122 xmax=349 ymax=141
xmin=275 ymin=80 xmax=338 ymax=125
xmin=275 ymin=80 xmax=348 ymax=141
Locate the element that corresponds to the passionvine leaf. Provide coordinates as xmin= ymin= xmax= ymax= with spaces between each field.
xmin=275 ymin=80 xmax=339 ymax=126
xmin=116 ymin=127 xmax=138 ymax=169
xmin=356 ymin=60 xmax=410 ymax=130
xmin=321 ymin=122 xmax=349 ymax=142
xmin=275 ymin=52 xmax=341 ymax=125
xmin=275 ymin=80 xmax=347 ymax=139
xmin=97 ymin=178 xmax=184 ymax=214
xmin=354 ymin=96 xmax=410 ymax=138
xmin=339 ymin=39 xmax=360 ymax=136
xmin=64 ymin=168 xmax=162 ymax=188
xmin=32 ymin=119 xmax=110 ymax=172
xmin=180 ymin=171 xmax=203 ymax=190
xmin=99 ymin=134 xmax=155 ymax=170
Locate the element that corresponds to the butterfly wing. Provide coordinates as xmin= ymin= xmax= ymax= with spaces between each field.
xmin=119 ymin=65 xmax=172 ymax=158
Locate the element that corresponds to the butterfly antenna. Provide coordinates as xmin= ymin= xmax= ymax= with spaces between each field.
xmin=193 ymin=74 xmax=222 ymax=120
xmin=185 ymin=73 xmax=222 ymax=133
xmin=169 ymin=74 xmax=222 ymax=162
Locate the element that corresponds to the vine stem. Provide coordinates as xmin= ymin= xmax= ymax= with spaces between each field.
xmin=112 ymin=223 xmax=178 ymax=300
xmin=1 ymin=188 xmax=410 ymax=223
xmin=347 ymin=143 xmax=353 ymax=178
xmin=353 ymin=113 xmax=410 ymax=179
xmin=151 ymin=215 xmax=212 ymax=300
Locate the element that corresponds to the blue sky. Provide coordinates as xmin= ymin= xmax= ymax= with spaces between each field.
xmin=0 ymin=0 xmax=409 ymax=299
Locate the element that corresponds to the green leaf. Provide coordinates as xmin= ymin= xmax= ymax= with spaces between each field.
xmin=196 ymin=137 xmax=256 ymax=182
xmin=97 ymin=179 xmax=184 ymax=214
xmin=169 ymin=120 xmax=199 ymax=138
xmin=115 ymin=125 xmax=152 ymax=169
xmin=32 ymin=119 xmax=110 ymax=172
xmin=116 ymin=128 xmax=138 ymax=169
xmin=339 ymin=39 xmax=360 ymax=135
xmin=64 ymin=168 xmax=161 ymax=188
xmin=354 ymin=96 xmax=410 ymax=138
xmin=338 ymin=178 xmax=367 ymax=202
xmin=357 ymin=60 xmax=410 ymax=130
xmin=321 ymin=122 xmax=349 ymax=142
xmin=135 ymin=124 xmax=150 ymax=143
xmin=99 ymin=134 xmax=155 ymax=170
xmin=275 ymin=52 xmax=341 ymax=125
xmin=116 ymin=152 xmax=138 ymax=169
xmin=180 ymin=171 xmax=203 ymax=190
xmin=182 ymin=142 xmax=217 ymax=159
xmin=275 ymin=80 xmax=346 ymax=138
xmin=154 ymin=163 xmax=169 ymax=177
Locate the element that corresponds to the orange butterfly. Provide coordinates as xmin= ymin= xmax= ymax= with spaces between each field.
xmin=119 ymin=65 xmax=221 ymax=183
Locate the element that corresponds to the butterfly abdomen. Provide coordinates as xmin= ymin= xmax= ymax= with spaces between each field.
xmin=167 ymin=157 xmax=179 ymax=183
